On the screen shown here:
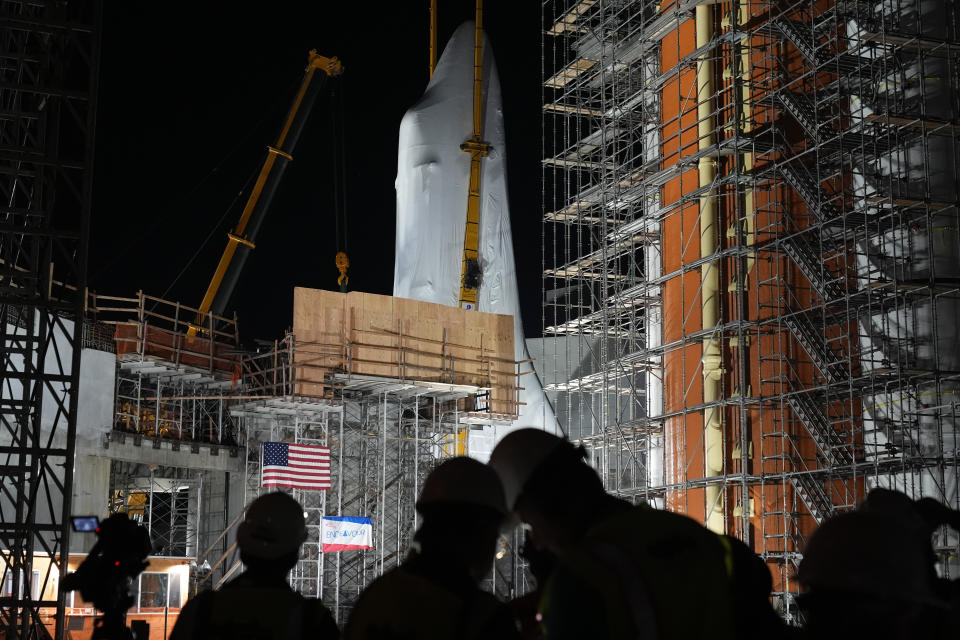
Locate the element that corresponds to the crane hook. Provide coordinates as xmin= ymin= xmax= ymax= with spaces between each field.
xmin=336 ymin=251 xmax=350 ymax=292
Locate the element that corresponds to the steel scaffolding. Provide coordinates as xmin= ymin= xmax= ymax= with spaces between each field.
xmin=0 ymin=1 xmax=101 ymax=638
xmin=91 ymin=290 xmax=248 ymax=589
xmin=542 ymin=0 xmax=960 ymax=621
xmin=234 ymin=356 xmax=520 ymax=623
xmin=108 ymin=462 xmax=201 ymax=558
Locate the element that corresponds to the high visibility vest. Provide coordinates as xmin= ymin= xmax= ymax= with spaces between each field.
xmin=171 ymin=585 xmax=337 ymax=640
xmin=345 ymin=566 xmax=518 ymax=640
xmin=540 ymin=505 xmax=736 ymax=640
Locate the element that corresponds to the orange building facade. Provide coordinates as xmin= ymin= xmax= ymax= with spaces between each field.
xmin=543 ymin=0 xmax=960 ymax=618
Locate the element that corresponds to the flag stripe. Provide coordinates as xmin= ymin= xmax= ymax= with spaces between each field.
xmin=263 ymin=482 xmax=331 ymax=490
xmin=262 ymin=470 xmax=331 ymax=476
xmin=263 ymin=474 xmax=331 ymax=480
xmin=263 ymin=467 xmax=331 ymax=476
xmin=322 ymin=543 xmax=373 ymax=552
xmin=288 ymin=451 xmax=330 ymax=458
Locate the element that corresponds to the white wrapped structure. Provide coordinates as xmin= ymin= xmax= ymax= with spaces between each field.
xmin=394 ymin=22 xmax=560 ymax=459
xmin=848 ymin=0 xmax=960 ymax=576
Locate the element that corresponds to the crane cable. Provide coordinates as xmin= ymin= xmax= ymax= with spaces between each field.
xmin=94 ymin=75 xmax=302 ymax=287
xmin=333 ymin=81 xmax=350 ymax=292
xmin=158 ymin=169 xmax=259 ymax=302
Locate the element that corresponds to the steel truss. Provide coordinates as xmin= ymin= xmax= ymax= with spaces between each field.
xmin=0 ymin=1 xmax=100 ymax=638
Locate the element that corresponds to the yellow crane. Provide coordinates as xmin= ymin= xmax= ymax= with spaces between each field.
xmin=457 ymin=0 xmax=488 ymax=310
xmin=190 ymin=50 xmax=343 ymax=334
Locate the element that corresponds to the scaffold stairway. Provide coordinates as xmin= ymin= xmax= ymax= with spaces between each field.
xmin=778 ymin=161 xmax=842 ymax=223
xmin=785 ymin=390 xmax=853 ymax=466
xmin=790 ymin=472 xmax=833 ymax=525
xmin=784 ymin=314 xmax=847 ymax=384
xmin=781 ymin=233 xmax=845 ymax=301
xmin=774 ymin=18 xmax=828 ymax=66
xmin=778 ymin=90 xmax=821 ymax=141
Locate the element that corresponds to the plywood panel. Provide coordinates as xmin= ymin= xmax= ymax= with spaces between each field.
xmin=291 ymin=287 xmax=517 ymax=413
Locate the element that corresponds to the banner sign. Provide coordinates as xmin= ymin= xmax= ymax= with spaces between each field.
xmin=321 ymin=516 xmax=373 ymax=553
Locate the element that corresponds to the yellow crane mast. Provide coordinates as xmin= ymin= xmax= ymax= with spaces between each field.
xmin=458 ymin=0 xmax=488 ymax=310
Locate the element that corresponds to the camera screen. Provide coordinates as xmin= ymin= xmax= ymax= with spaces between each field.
xmin=71 ymin=516 xmax=100 ymax=532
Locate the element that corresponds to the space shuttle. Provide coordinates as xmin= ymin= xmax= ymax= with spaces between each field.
xmin=393 ymin=22 xmax=560 ymax=460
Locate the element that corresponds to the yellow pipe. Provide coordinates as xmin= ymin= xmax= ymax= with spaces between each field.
xmin=696 ymin=4 xmax=724 ymax=534
xmin=739 ymin=4 xmax=755 ymax=282
xmin=429 ymin=0 xmax=438 ymax=78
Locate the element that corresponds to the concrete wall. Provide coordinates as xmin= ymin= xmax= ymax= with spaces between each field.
xmin=1 ymin=315 xmax=117 ymax=553
xmin=72 ymin=347 xmax=117 ymax=552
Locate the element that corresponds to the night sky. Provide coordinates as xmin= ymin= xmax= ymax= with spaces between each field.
xmin=90 ymin=2 xmax=544 ymax=345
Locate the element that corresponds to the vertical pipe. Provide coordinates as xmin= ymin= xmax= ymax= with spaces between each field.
xmin=319 ymin=414 xmax=327 ymax=600
xmin=177 ymin=379 xmax=184 ymax=439
xmin=222 ymin=471 xmax=230 ymax=580
xmin=736 ymin=0 xmax=755 ymax=545
xmin=380 ymin=395 xmax=386 ymax=575
xmin=135 ymin=372 xmax=142 ymax=433
xmin=413 ymin=396 xmax=420 ymax=531
xmin=169 ymin=488 xmax=176 ymax=553
xmin=334 ymin=408 xmax=344 ymax=622
xmin=147 ymin=468 xmax=154 ymax=539
xmin=196 ymin=472 xmax=203 ymax=563
xmin=696 ymin=4 xmax=724 ymax=534
xmin=396 ymin=401 xmax=402 ymax=564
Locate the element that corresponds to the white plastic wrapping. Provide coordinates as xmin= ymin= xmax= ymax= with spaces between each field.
xmin=394 ymin=22 xmax=560 ymax=459
xmin=848 ymin=0 xmax=959 ymax=575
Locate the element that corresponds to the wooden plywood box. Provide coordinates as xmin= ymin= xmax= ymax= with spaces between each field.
xmin=292 ymin=288 xmax=517 ymax=414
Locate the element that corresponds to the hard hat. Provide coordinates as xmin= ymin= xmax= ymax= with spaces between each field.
xmin=236 ymin=492 xmax=308 ymax=559
xmin=487 ymin=428 xmax=570 ymax=510
xmin=416 ymin=457 xmax=507 ymax=517
xmin=798 ymin=510 xmax=944 ymax=606
xmin=863 ymin=488 xmax=960 ymax=534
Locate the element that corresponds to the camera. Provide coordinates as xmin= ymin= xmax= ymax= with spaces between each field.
xmin=62 ymin=513 xmax=152 ymax=640
xmin=71 ymin=515 xmax=100 ymax=533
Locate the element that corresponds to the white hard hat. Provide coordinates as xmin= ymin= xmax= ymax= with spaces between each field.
xmin=487 ymin=428 xmax=569 ymax=511
xmin=417 ymin=457 xmax=507 ymax=517
xmin=236 ymin=492 xmax=308 ymax=559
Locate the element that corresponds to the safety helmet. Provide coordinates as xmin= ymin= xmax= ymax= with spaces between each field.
xmin=487 ymin=428 xmax=570 ymax=510
xmin=862 ymin=487 xmax=960 ymax=534
xmin=798 ymin=510 xmax=943 ymax=606
xmin=236 ymin=492 xmax=308 ymax=559
xmin=416 ymin=457 xmax=507 ymax=517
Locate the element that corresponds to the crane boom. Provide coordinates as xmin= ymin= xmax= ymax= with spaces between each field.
xmin=191 ymin=50 xmax=342 ymax=333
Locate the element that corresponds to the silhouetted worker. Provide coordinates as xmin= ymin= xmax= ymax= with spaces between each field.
xmin=170 ymin=491 xmax=338 ymax=640
xmin=798 ymin=489 xmax=959 ymax=640
xmin=489 ymin=428 xmax=785 ymax=640
xmin=345 ymin=456 xmax=521 ymax=640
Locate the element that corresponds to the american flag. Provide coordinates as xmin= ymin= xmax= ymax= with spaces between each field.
xmin=261 ymin=442 xmax=331 ymax=490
